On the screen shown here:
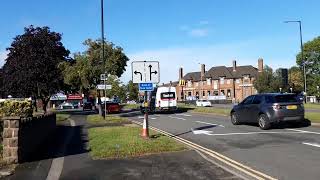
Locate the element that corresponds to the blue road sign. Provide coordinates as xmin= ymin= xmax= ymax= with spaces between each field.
xmin=139 ymin=83 xmax=154 ymax=91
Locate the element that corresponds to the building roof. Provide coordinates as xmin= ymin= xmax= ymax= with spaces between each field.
xmin=227 ymin=65 xmax=259 ymax=78
xmin=206 ymin=66 xmax=233 ymax=79
xmin=183 ymin=72 xmax=202 ymax=81
xmin=160 ymin=81 xmax=179 ymax=87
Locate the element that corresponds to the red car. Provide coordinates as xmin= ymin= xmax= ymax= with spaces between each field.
xmin=103 ymin=102 xmax=121 ymax=113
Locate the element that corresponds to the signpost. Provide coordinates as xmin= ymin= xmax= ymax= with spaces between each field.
xmin=97 ymin=84 xmax=112 ymax=90
xmin=100 ymin=73 xmax=109 ymax=119
xmin=132 ymin=61 xmax=160 ymax=138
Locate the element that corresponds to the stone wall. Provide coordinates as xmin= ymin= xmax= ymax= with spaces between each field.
xmin=2 ymin=113 xmax=56 ymax=164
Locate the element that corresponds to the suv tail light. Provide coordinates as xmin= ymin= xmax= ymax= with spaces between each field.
xmin=272 ymin=104 xmax=281 ymax=111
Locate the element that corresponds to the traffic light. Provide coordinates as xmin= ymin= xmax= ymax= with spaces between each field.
xmin=280 ymin=68 xmax=288 ymax=87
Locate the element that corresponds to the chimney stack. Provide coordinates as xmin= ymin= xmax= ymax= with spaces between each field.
xmin=179 ymin=67 xmax=183 ymax=80
xmin=232 ymin=60 xmax=237 ymax=72
xmin=201 ymin=64 xmax=205 ymax=77
xmin=258 ymin=58 xmax=264 ymax=72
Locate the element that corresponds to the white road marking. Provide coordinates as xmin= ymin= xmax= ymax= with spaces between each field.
xmin=196 ymin=121 xmax=225 ymax=127
xmin=176 ymin=114 xmax=192 ymax=117
xmin=204 ymin=131 xmax=304 ymax=136
xmin=138 ymin=116 xmax=144 ymax=119
xmin=46 ymin=118 xmax=75 ymax=180
xmin=302 ymin=142 xmax=320 ymax=148
xmin=168 ymin=116 xmax=186 ymax=120
xmin=150 ymin=117 xmax=157 ymax=120
xmin=286 ymin=128 xmax=320 ymax=135
xmin=191 ymin=128 xmax=214 ymax=135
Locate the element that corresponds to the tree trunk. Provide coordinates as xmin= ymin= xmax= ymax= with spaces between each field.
xmin=97 ymin=90 xmax=102 ymax=116
xmin=41 ymin=97 xmax=49 ymax=114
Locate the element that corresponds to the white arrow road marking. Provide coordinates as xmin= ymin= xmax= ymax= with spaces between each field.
xmin=206 ymin=131 xmax=304 ymax=136
xmin=302 ymin=142 xmax=320 ymax=148
xmin=176 ymin=114 xmax=192 ymax=117
xmin=196 ymin=121 xmax=225 ymax=127
xmin=191 ymin=128 xmax=214 ymax=135
xmin=168 ymin=116 xmax=186 ymax=120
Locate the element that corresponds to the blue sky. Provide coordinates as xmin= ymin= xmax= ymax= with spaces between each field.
xmin=1 ymin=0 xmax=320 ymax=83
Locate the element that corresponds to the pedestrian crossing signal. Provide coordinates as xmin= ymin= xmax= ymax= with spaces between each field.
xmin=179 ymin=79 xmax=186 ymax=86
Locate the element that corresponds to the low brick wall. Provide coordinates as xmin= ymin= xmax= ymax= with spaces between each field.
xmin=2 ymin=113 xmax=56 ymax=164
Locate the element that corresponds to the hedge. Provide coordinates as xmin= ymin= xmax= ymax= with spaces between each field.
xmin=0 ymin=100 xmax=33 ymax=118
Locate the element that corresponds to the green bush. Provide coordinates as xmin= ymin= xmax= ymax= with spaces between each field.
xmin=0 ymin=100 xmax=33 ymax=117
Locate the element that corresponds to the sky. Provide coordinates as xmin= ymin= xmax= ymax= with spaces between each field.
xmin=1 ymin=0 xmax=320 ymax=84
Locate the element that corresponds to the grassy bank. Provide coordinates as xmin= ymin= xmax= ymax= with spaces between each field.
xmin=87 ymin=114 xmax=130 ymax=125
xmin=121 ymin=104 xmax=140 ymax=109
xmin=88 ymin=126 xmax=186 ymax=159
xmin=304 ymin=103 xmax=320 ymax=110
xmin=306 ymin=112 xmax=320 ymax=123
xmin=56 ymin=114 xmax=70 ymax=122
xmin=178 ymin=103 xmax=229 ymax=116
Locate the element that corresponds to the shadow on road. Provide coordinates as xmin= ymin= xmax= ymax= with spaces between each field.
xmin=239 ymin=119 xmax=311 ymax=129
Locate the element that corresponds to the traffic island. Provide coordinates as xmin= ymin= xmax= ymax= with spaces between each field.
xmin=88 ymin=125 xmax=186 ymax=159
xmin=86 ymin=114 xmax=131 ymax=128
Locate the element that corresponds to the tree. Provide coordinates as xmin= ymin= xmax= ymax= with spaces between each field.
xmin=126 ymin=80 xmax=139 ymax=101
xmin=3 ymin=25 xmax=70 ymax=112
xmin=254 ymin=66 xmax=274 ymax=93
xmin=288 ymin=66 xmax=303 ymax=93
xmin=296 ymin=36 xmax=320 ymax=95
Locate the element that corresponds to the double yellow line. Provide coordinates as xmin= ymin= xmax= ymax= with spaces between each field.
xmin=131 ymin=120 xmax=277 ymax=180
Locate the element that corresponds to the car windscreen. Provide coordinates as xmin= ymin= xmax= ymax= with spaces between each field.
xmin=160 ymin=92 xmax=175 ymax=99
xmin=274 ymin=95 xmax=298 ymax=103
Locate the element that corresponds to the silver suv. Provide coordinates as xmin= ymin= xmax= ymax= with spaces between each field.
xmin=230 ymin=93 xmax=305 ymax=130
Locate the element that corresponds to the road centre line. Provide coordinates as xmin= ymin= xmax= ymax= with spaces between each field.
xmin=176 ymin=114 xmax=192 ymax=117
xmin=286 ymin=128 xmax=320 ymax=135
xmin=168 ymin=116 xmax=186 ymax=121
xmin=206 ymin=131 xmax=305 ymax=136
xmin=196 ymin=121 xmax=225 ymax=127
xmin=302 ymin=142 xmax=320 ymax=148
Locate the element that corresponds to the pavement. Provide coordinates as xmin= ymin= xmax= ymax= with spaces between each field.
xmin=122 ymin=111 xmax=320 ymax=180
xmin=3 ymin=110 xmax=241 ymax=180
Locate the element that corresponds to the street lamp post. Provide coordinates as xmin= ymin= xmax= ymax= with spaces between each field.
xmin=284 ymin=20 xmax=307 ymax=102
xmin=101 ymin=0 xmax=107 ymax=119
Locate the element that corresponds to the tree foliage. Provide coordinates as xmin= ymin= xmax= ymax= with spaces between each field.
xmin=296 ymin=36 xmax=320 ymax=95
xmin=60 ymin=39 xmax=129 ymax=97
xmin=288 ymin=66 xmax=303 ymax=92
xmin=126 ymin=80 xmax=139 ymax=101
xmin=3 ymin=25 xmax=70 ymax=112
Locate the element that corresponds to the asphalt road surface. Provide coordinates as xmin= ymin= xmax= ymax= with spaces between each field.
xmin=123 ymin=111 xmax=320 ymax=180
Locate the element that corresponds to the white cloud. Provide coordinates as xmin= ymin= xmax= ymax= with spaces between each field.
xmin=0 ymin=51 xmax=8 ymax=67
xmin=120 ymin=39 xmax=296 ymax=84
xmin=189 ymin=28 xmax=209 ymax=37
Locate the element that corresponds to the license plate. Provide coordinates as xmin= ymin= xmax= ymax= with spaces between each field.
xmin=286 ymin=105 xmax=297 ymax=110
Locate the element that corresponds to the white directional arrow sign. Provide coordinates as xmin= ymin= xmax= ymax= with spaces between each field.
xmin=132 ymin=61 xmax=160 ymax=83
xmin=191 ymin=128 xmax=214 ymax=135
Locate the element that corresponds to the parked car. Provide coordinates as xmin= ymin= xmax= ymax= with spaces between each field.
xmin=196 ymin=99 xmax=212 ymax=107
xmin=102 ymin=102 xmax=121 ymax=114
xmin=59 ymin=102 xmax=74 ymax=109
xmin=230 ymin=93 xmax=305 ymax=130
xmin=83 ymin=102 xmax=93 ymax=111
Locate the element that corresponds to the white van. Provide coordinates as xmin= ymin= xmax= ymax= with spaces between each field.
xmin=155 ymin=87 xmax=177 ymax=111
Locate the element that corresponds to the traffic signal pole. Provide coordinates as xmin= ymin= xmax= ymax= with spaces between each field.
xmin=141 ymin=91 xmax=149 ymax=138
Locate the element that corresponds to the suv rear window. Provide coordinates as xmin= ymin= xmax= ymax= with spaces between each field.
xmin=274 ymin=95 xmax=298 ymax=103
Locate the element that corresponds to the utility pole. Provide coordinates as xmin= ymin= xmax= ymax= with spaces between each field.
xmin=101 ymin=0 xmax=107 ymax=119
xmin=284 ymin=20 xmax=307 ymax=102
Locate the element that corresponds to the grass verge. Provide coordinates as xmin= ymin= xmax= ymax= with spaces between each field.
xmin=88 ymin=126 xmax=186 ymax=159
xmin=87 ymin=114 xmax=130 ymax=125
xmin=304 ymin=103 xmax=320 ymax=110
xmin=306 ymin=112 xmax=320 ymax=123
xmin=121 ymin=104 xmax=140 ymax=109
xmin=56 ymin=114 xmax=70 ymax=122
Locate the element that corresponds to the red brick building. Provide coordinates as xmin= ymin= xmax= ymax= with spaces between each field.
xmin=170 ymin=58 xmax=264 ymax=103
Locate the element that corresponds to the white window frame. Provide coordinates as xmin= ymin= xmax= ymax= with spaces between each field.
xmin=206 ymin=78 xmax=211 ymax=85
xmin=220 ymin=77 xmax=225 ymax=85
xmin=227 ymin=79 xmax=231 ymax=84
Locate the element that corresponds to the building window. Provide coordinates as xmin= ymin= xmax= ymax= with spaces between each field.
xmin=243 ymin=75 xmax=250 ymax=84
xmin=227 ymin=79 xmax=231 ymax=84
xmin=213 ymin=80 xmax=218 ymax=89
xmin=188 ymin=92 xmax=192 ymax=96
xmin=195 ymin=91 xmax=199 ymax=99
xmin=236 ymin=79 xmax=240 ymax=84
xmin=206 ymin=78 xmax=211 ymax=85
xmin=221 ymin=90 xmax=225 ymax=96
xmin=220 ymin=77 xmax=225 ymax=85
xmin=227 ymin=89 xmax=231 ymax=98
xmin=202 ymin=91 xmax=205 ymax=97
xmin=195 ymin=82 xmax=199 ymax=87
xmin=188 ymin=80 xmax=192 ymax=87
xmin=213 ymin=91 xmax=219 ymax=96
xmin=207 ymin=91 xmax=211 ymax=96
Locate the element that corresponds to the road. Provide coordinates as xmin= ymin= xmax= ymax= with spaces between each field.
xmin=123 ymin=111 xmax=320 ymax=180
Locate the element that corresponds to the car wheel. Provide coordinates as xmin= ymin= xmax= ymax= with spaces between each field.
xmin=258 ymin=114 xmax=271 ymax=130
xmin=231 ymin=112 xmax=240 ymax=125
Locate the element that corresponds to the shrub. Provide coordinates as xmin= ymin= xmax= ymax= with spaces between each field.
xmin=0 ymin=100 xmax=33 ymax=117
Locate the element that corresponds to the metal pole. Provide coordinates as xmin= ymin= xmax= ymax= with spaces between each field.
xmin=142 ymin=91 xmax=149 ymax=138
xmin=299 ymin=22 xmax=307 ymax=103
xmin=101 ymin=0 xmax=107 ymax=119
